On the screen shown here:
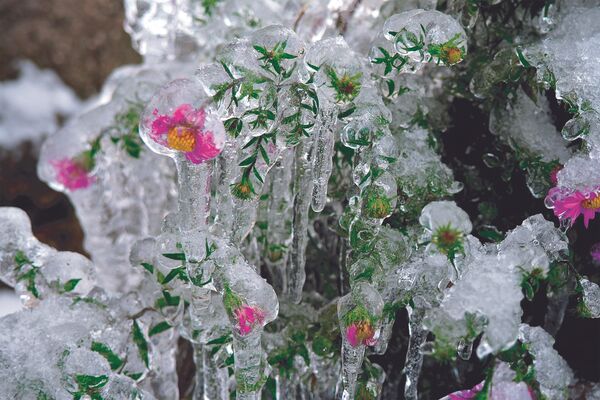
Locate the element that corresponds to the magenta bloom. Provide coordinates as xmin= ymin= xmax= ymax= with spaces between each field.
xmin=548 ymin=187 xmax=600 ymax=228
xmin=150 ymin=104 xmax=223 ymax=164
xmin=445 ymin=381 xmax=484 ymax=399
xmin=234 ymin=305 xmax=265 ymax=336
xmin=345 ymin=321 xmax=376 ymax=347
xmin=52 ymin=158 xmax=94 ymax=191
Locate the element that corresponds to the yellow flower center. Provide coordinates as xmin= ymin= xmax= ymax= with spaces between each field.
xmin=167 ymin=126 xmax=196 ymax=152
xmin=356 ymin=321 xmax=374 ymax=342
xmin=582 ymin=196 xmax=600 ymax=209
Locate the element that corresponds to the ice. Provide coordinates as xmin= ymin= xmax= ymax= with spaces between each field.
xmin=0 ymin=61 xmax=81 ymax=151
xmin=527 ymin=2 xmax=600 ymax=115
xmin=419 ymin=201 xmax=472 ymax=235
xmin=380 ymin=9 xmax=467 ymax=68
xmin=519 ymin=324 xmax=574 ymax=400
xmin=0 ymin=296 xmax=155 ymax=399
xmin=35 ymin=61 xmax=197 ymax=295
xmin=489 ymin=89 xmax=571 ymax=164
xmin=338 ymin=282 xmax=384 ymax=400
xmin=579 ymin=278 xmax=600 ymax=318
xmin=0 ymin=207 xmax=98 ymax=303
xmin=490 ymin=361 xmax=535 ymax=400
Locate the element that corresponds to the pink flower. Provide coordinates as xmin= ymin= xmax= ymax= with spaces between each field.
xmin=150 ymin=104 xmax=223 ymax=164
xmin=548 ymin=187 xmax=600 ymax=228
xmin=234 ymin=305 xmax=265 ymax=336
xmin=446 ymin=381 xmax=484 ymax=399
xmin=51 ymin=158 xmax=94 ymax=191
xmin=345 ymin=321 xmax=376 ymax=348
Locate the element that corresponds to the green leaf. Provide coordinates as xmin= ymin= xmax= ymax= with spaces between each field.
xmin=239 ymin=154 xmax=257 ymax=167
xmin=253 ymin=45 xmax=267 ymax=55
xmin=126 ymin=371 xmax=143 ymax=381
xmin=162 ymin=252 xmax=186 ymax=261
xmin=75 ymin=374 xmax=109 ymax=390
xmin=132 ymin=320 xmax=149 ymax=368
xmin=207 ymin=334 xmax=232 ymax=346
xmin=516 ymin=48 xmax=531 ymax=68
xmin=140 ymin=262 xmax=154 ymax=274
xmin=148 ymin=321 xmax=172 ymax=337
xmin=91 ymin=341 xmax=124 ymax=371
xmin=258 ymin=144 xmax=270 ymax=165
xmin=338 ymin=106 xmax=356 ymax=119
xmin=63 ymin=278 xmax=81 ymax=293
xmin=161 ymin=266 xmax=186 ymax=284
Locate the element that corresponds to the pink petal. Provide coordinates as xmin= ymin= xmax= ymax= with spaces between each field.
xmin=346 ymin=324 xmax=359 ymax=347
xmin=185 ymin=131 xmax=223 ymax=164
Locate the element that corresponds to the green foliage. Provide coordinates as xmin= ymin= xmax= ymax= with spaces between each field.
xmin=431 ymin=223 xmax=465 ymax=264
xmin=13 ymin=250 xmax=40 ymax=298
xmin=91 ymin=341 xmax=124 ymax=371
xmin=132 ymin=320 xmax=149 ymax=368
xmin=71 ymin=374 xmax=109 ymax=400
xmin=325 ymin=66 xmax=362 ymax=103
xmin=253 ymin=41 xmax=297 ymax=77
xmin=268 ymin=330 xmax=311 ymax=378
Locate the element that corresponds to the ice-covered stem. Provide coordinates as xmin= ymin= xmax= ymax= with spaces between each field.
xmin=311 ymin=108 xmax=337 ymax=212
xmin=192 ymin=344 xmax=205 ymax=400
xmin=174 ymin=155 xmax=211 ymax=233
xmin=403 ymin=306 xmax=427 ymax=400
xmin=285 ymin=138 xmax=314 ymax=303
xmin=199 ymin=345 xmax=229 ymax=400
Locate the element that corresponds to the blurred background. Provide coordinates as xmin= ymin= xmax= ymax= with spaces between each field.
xmin=0 ymin=0 xmax=140 ymax=315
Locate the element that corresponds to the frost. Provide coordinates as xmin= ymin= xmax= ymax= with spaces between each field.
xmin=579 ymin=278 xmax=600 ymax=318
xmin=519 ymin=324 xmax=574 ymax=400
xmin=0 ymin=61 xmax=81 ymax=151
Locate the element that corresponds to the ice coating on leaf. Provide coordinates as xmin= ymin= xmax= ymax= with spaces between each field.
xmin=0 ymin=207 xmax=97 ymax=302
xmin=419 ymin=201 xmax=472 ymax=234
xmin=426 ymin=252 xmax=523 ymax=357
xmin=498 ymin=214 xmax=568 ymax=275
xmin=489 ymin=88 xmax=572 ymax=164
xmin=554 ymin=154 xmax=600 ymax=192
xmin=527 ymin=2 xmax=600 ymax=115
xmin=0 ymin=296 xmax=154 ymax=399
xmin=580 ymin=278 xmax=600 ymax=318
xmin=518 ymin=324 xmax=574 ymax=399
xmin=490 ymin=361 xmax=535 ymax=399
xmin=381 ymin=9 xmax=467 ymax=67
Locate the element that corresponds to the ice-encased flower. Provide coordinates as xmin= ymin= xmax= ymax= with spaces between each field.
xmin=547 ymin=187 xmax=600 ymax=228
xmin=51 ymin=158 xmax=94 ymax=191
xmin=234 ymin=305 xmax=265 ymax=336
xmin=150 ymin=104 xmax=222 ymax=164
xmin=346 ymin=321 xmax=376 ymax=347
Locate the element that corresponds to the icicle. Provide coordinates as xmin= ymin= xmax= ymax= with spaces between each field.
xmin=265 ymin=151 xmax=294 ymax=294
xmin=192 ymin=345 xmax=205 ymax=400
xmin=339 ymin=339 xmax=365 ymax=400
xmin=202 ymin=346 xmax=229 ymax=400
xmin=285 ymin=138 xmax=314 ymax=303
xmin=311 ymin=109 xmax=337 ymax=212
xmin=214 ymin=140 xmax=239 ymax=236
xmin=372 ymin=318 xmax=394 ymax=355
xmin=175 ymin=155 xmax=211 ymax=233
xmin=404 ymin=306 xmax=427 ymax=400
